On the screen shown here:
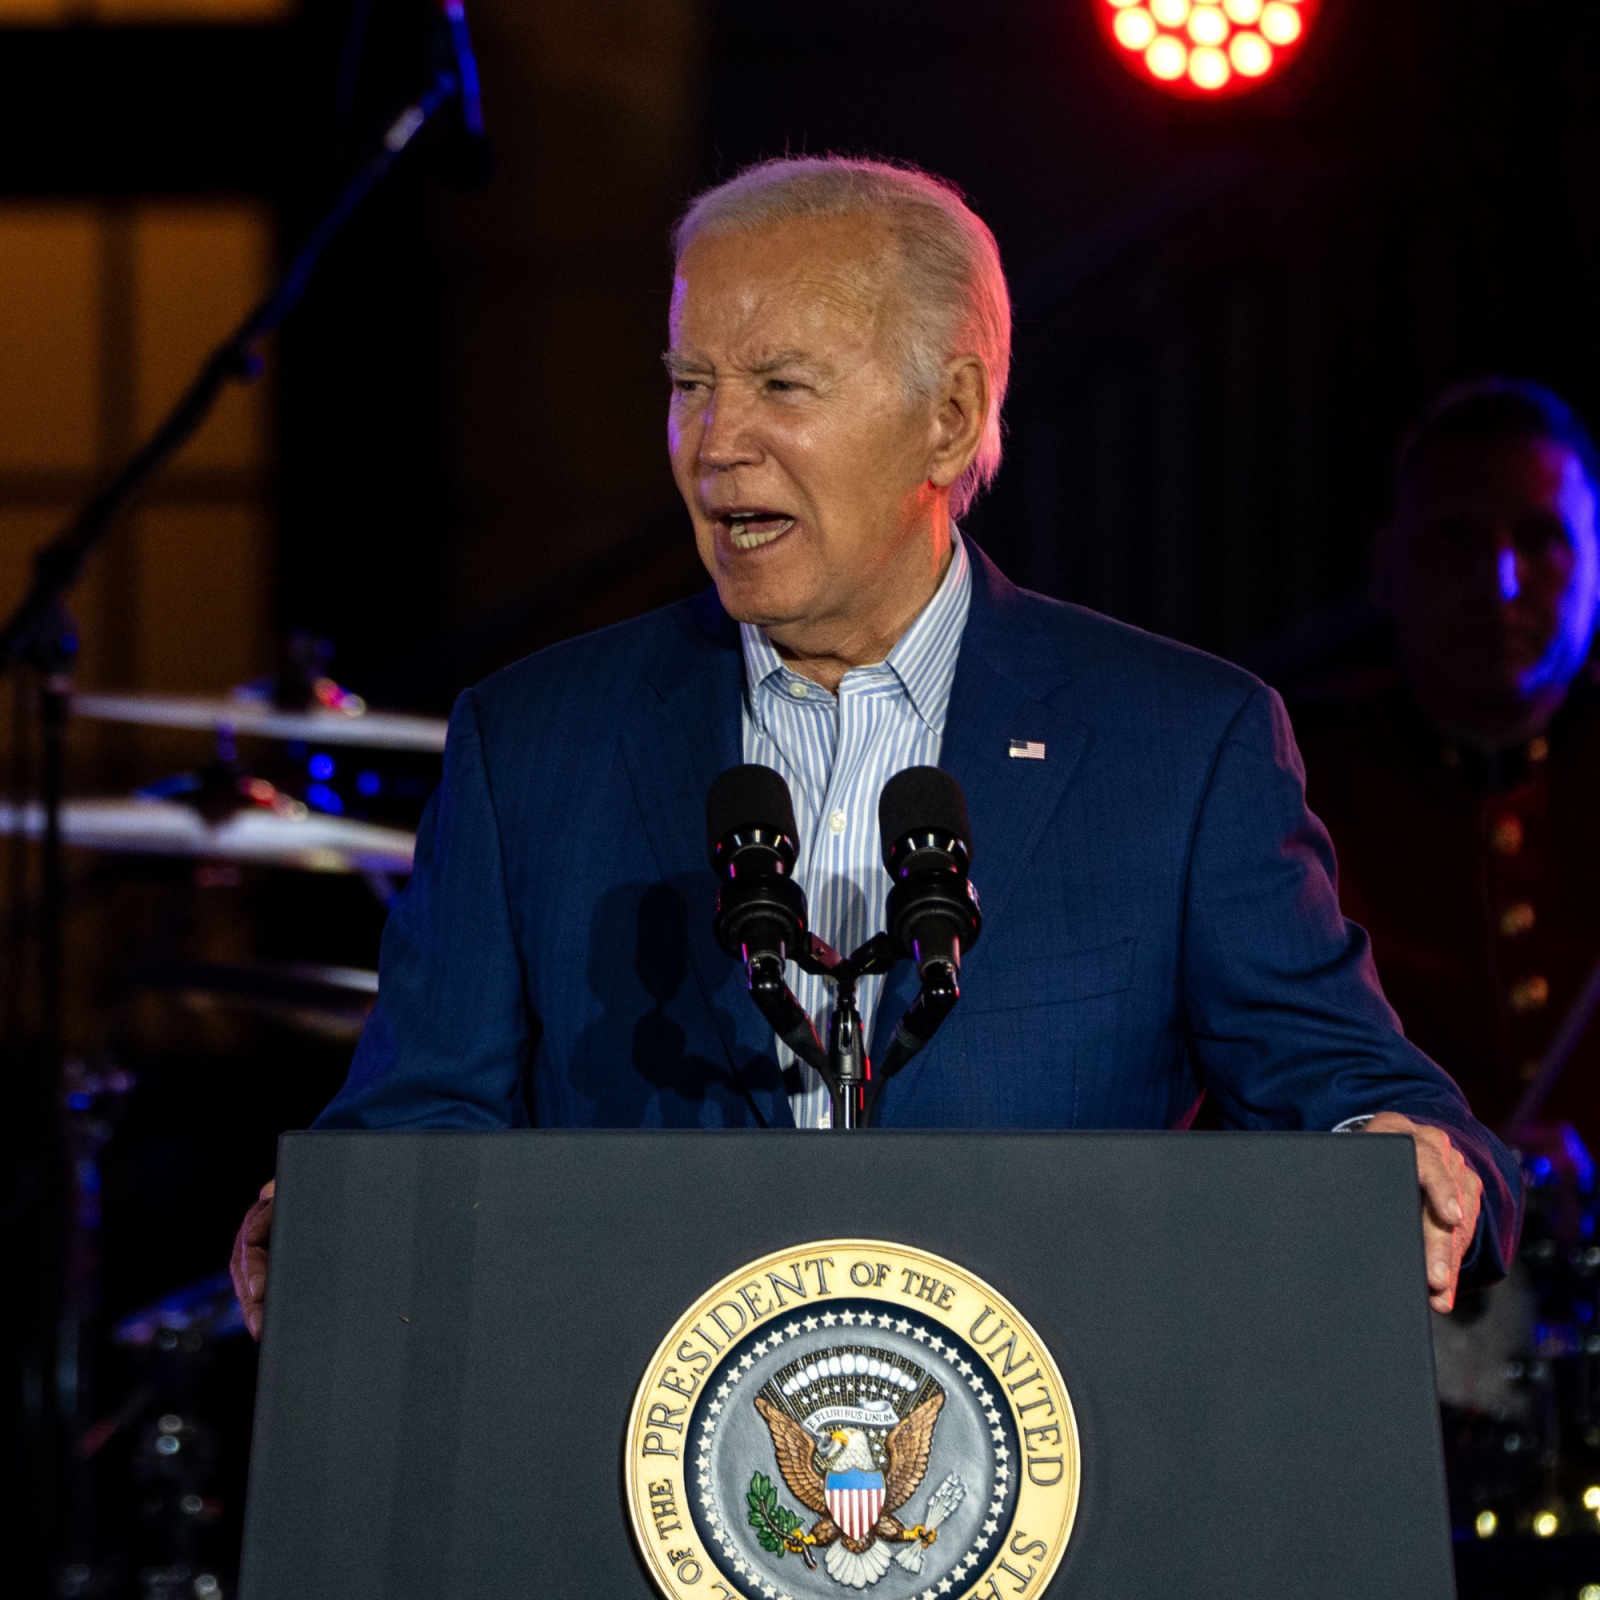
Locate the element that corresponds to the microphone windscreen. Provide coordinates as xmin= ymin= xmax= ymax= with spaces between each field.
xmin=706 ymin=764 xmax=798 ymax=865
xmin=878 ymin=767 xmax=972 ymax=866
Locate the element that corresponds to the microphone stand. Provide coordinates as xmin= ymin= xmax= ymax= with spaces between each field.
xmin=743 ymin=933 xmax=959 ymax=1132
xmin=0 ymin=32 xmax=480 ymax=1590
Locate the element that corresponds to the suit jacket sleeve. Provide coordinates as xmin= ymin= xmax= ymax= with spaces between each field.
xmin=1181 ymin=683 xmax=1520 ymax=1282
xmin=314 ymin=689 xmax=532 ymax=1129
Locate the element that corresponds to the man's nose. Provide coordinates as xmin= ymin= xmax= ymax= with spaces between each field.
xmin=697 ymin=391 xmax=761 ymax=470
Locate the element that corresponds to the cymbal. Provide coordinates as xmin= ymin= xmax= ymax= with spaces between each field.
xmin=133 ymin=958 xmax=380 ymax=1043
xmin=70 ymin=690 xmax=448 ymax=752
xmin=0 ymin=798 xmax=415 ymax=874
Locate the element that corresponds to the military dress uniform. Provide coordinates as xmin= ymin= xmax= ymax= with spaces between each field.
xmin=1290 ymin=661 xmax=1600 ymax=1144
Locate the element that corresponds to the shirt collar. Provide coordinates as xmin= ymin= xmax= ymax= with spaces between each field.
xmin=740 ymin=529 xmax=972 ymax=735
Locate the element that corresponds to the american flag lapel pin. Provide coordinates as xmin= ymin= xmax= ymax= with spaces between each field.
xmin=1008 ymin=739 xmax=1046 ymax=760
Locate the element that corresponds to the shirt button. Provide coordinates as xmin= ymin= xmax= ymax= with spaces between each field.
xmin=790 ymin=681 xmax=810 ymax=699
xmin=828 ymin=809 xmax=847 ymax=834
xmin=1490 ymin=814 xmax=1524 ymax=855
xmin=1509 ymin=975 xmax=1550 ymax=1013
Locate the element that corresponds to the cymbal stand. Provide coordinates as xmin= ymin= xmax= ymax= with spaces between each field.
xmin=0 ymin=24 xmax=483 ymax=1589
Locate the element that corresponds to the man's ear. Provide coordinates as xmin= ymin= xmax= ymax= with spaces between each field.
xmin=927 ymin=356 xmax=990 ymax=490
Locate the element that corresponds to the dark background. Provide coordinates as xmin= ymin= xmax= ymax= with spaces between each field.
xmin=7 ymin=0 xmax=1594 ymax=698
xmin=4 ymin=0 xmax=1600 ymax=1594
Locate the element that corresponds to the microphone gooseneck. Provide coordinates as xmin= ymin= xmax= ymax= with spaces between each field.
xmin=878 ymin=766 xmax=982 ymax=980
xmin=705 ymin=763 xmax=980 ymax=1132
xmin=705 ymin=765 xmax=833 ymax=1093
xmin=865 ymin=767 xmax=983 ymax=1124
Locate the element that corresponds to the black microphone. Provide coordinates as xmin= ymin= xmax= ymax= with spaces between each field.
xmin=706 ymin=764 xmax=809 ymax=965
xmin=878 ymin=767 xmax=982 ymax=980
xmin=436 ymin=0 xmax=493 ymax=187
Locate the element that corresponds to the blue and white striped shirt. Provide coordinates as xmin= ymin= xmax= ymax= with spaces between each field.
xmin=740 ymin=532 xmax=973 ymax=1127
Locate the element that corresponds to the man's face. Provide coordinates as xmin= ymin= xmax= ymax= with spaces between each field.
xmin=1388 ymin=434 xmax=1600 ymax=724
xmin=666 ymin=214 xmax=948 ymax=649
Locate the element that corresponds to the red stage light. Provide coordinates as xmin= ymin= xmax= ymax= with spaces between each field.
xmin=1097 ymin=0 xmax=1318 ymax=98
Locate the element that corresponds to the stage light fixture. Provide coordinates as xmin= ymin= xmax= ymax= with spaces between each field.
xmin=1097 ymin=0 xmax=1318 ymax=98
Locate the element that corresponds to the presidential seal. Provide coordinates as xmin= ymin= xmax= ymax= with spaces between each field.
xmin=625 ymin=1240 xmax=1079 ymax=1600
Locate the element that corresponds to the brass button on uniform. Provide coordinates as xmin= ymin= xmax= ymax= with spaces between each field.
xmin=1499 ymin=902 xmax=1537 ymax=937
xmin=1490 ymin=815 xmax=1524 ymax=855
xmin=1529 ymin=735 xmax=1550 ymax=764
xmin=1509 ymin=975 xmax=1550 ymax=1013
xmin=1519 ymin=1057 xmax=1542 ymax=1082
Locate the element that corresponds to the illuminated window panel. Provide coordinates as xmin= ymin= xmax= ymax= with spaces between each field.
xmin=1098 ymin=0 xmax=1319 ymax=97
xmin=0 ymin=0 xmax=293 ymax=23
xmin=134 ymin=505 xmax=271 ymax=692
xmin=0 ymin=199 xmax=275 ymax=705
xmin=134 ymin=205 xmax=272 ymax=473
xmin=0 ymin=208 xmax=101 ymax=472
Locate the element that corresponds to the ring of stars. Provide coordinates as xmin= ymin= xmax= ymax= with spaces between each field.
xmin=686 ymin=1300 xmax=1019 ymax=1600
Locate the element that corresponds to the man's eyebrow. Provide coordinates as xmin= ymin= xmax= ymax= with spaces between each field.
xmin=661 ymin=349 xmax=818 ymax=377
xmin=744 ymin=350 xmax=814 ymax=375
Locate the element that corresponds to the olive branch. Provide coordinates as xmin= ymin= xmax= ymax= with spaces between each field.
xmin=747 ymin=1471 xmax=813 ymax=1565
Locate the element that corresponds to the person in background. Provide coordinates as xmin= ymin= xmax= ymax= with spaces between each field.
xmin=1288 ymin=378 xmax=1600 ymax=1144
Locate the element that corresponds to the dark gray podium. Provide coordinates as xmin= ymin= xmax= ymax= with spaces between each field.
xmin=238 ymin=1130 xmax=1452 ymax=1599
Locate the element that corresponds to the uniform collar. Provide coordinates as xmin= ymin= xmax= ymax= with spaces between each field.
xmin=1402 ymin=683 xmax=1592 ymax=795
xmin=740 ymin=529 xmax=972 ymax=736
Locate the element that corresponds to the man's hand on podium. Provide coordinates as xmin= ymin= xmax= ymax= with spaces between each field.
xmin=1360 ymin=1113 xmax=1483 ymax=1313
xmin=231 ymin=1179 xmax=275 ymax=1340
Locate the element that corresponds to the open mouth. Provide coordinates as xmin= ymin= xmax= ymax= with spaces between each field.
xmin=717 ymin=509 xmax=796 ymax=552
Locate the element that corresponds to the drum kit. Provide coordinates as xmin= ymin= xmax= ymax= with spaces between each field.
xmin=4 ymin=678 xmax=444 ymax=1022
xmin=9 ymin=671 xmax=448 ymax=1600
xmin=8 ymin=662 xmax=446 ymax=1061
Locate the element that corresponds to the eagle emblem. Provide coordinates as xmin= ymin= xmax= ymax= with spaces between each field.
xmin=750 ymin=1344 xmax=962 ymax=1589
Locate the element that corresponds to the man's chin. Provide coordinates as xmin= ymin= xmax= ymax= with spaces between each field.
xmin=710 ymin=572 xmax=817 ymax=633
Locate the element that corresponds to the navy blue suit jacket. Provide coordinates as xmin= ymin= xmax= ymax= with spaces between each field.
xmin=318 ymin=545 xmax=1519 ymax=1277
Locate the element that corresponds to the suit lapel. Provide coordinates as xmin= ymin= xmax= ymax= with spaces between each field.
xmin=621 ymin=557 xmax=1088 ymax=1124
xmin=870 ymin=546 xmax=1089 ymax=1068
xmin=620 ymin=592 xmax=795 ymax=1128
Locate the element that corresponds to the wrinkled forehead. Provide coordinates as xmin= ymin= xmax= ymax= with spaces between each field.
xmin=668 ymin=214 xmax=903 ymax=360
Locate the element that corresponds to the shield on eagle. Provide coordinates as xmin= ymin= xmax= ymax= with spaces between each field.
xmin=825 ymin=1468 xmax=886 ymax=1542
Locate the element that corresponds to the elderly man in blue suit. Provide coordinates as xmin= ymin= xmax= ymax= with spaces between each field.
xmin=234 ymin=156 xmax=1517 ymax=1335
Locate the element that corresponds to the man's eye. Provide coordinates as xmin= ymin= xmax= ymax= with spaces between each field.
xmin=673 ymin=378 xmax=706 ymax=394
xmin=1517 ymin=514 xmax=1573 ymax=554
xmin=765 ymin=379 xmax=802 ymax=393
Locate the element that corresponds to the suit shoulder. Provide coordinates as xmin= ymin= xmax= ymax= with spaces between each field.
xmin=1012 ymin=586 xmax=1263 ymax=714
xmin=463 ymin=589 xmax=727 ymax=736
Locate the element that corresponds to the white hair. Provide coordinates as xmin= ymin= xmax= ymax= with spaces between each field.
xmin=672 ymin=156 xmax=1012 ymax=516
